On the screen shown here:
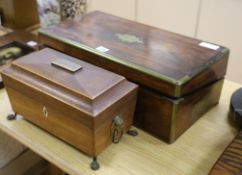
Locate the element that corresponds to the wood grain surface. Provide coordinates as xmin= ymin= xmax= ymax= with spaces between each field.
xmin=38 ymin=12 xmax=229 ymax=143
xmin=134 ymin=79 xmax=224 ymax=143
xmin=39 ymin=11 xmax=229 ymax=97
xmin=1 ymin=48 xmax=138 ymax=156
xmin=209 ymin=131 xmax=242 ymax=175
xmin=0 ymin=79 xmax=240 ymax=175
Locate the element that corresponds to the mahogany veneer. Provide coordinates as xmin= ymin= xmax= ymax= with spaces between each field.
xmin=39 ymin=11 xmax=229 ymax=142
xmin=1 ymin=48 xmax=138 ymax=169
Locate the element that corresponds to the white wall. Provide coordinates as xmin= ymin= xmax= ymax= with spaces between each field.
xmin=137 ymin=0 xmax=200 ymax=37
xmin=197 ymin=0 xmax=242 ymax=84
xmin=87 ymin=0 xmax=136 ymax=20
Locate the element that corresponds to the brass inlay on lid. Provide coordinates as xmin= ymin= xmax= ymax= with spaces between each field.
xmin=116 ymin=33 xmax=143 ymax=44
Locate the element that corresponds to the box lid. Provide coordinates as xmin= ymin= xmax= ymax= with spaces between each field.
xmin=2 ymin=48 xmax=137 ymax=116
xmin=39 ymin=11 xmax=229 ymax=97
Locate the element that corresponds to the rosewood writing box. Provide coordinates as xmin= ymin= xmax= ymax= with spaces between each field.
xmin=39 ymin=11 xmax=229 ymax=143
xmin=1 ymin=48 xmax=138 ymax=170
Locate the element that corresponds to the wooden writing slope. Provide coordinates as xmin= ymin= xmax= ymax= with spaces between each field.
xmin=0 ymin=80 xmax=240 ymax=175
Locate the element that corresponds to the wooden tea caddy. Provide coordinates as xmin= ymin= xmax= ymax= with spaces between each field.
xmin=39 ymin=11 xmax=229 ymax=143
xmin=1 ymin=48 xmax=138 ymax=170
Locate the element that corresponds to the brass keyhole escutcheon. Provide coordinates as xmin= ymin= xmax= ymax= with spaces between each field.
xmin=43 ymin=106 xmax=48 ymax=118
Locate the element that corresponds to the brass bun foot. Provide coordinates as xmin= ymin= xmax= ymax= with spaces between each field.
xmin=127 ymin=129 xmax=138 ymax=137
xmin=90 ymin=157 xmax=100 ymax=171
xmin=7 ymin=113 xmax=17 ymax=121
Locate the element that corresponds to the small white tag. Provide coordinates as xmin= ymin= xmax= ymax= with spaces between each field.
xmin=199 ymin=42 xmax=220 ymax=50
xmin=16 ymin=115 xmax=23 ymax=121
xmin=27 ymin=41 xmax=38 ymax=47
xmin=96 ymin=46 xmax=109 ymax=53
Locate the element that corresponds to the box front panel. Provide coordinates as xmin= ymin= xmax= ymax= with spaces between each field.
xmin=134 ymin=87 xmax=174 ymax=142
xmin=4 ymin=82 xmax=95 ymax=156
xmin=174 ymin=79 xmax=224 ymax=141
xmin=134 ymin=79 xmax=224 ymax=143
xmin=94 ymin=88 xmax=137 ymax=156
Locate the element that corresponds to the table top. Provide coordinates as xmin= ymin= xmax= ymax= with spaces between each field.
xmin=0 ymin=80 xmax=240 ymax=175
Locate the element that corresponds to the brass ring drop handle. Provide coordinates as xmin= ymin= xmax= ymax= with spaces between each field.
xmin=111 ymin=115 xmax=124 ymax=144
